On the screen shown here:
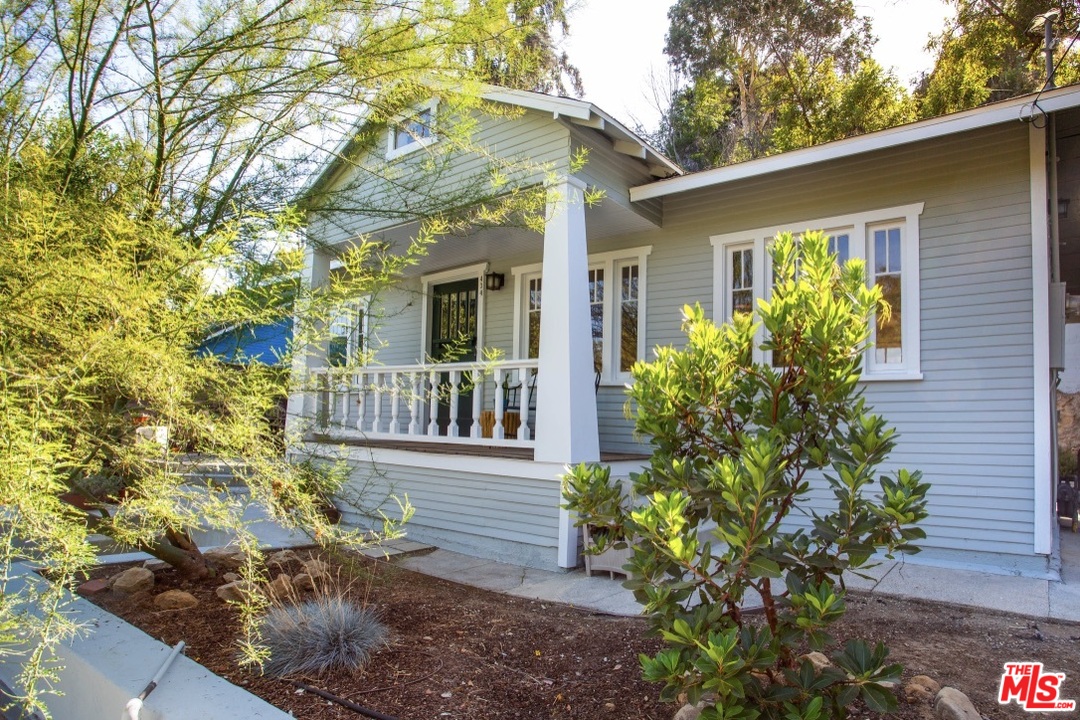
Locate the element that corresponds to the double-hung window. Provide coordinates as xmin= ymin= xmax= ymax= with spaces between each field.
xmin=711 ymin=204 xmax=923 ymax=380
xmin=512 ymin=246 xmax=651 ymax=383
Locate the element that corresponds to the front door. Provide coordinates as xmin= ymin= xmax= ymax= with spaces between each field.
xmin=430 ymin=278 xmax=478 ymax=435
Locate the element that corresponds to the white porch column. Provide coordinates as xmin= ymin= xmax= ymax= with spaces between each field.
xmin=285 ymin=242 xmax=332 ymax=443
xmin=534 ymin=176 xmax=600 ymax=568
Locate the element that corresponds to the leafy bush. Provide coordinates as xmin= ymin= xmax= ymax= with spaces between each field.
xmin=564 ymin=231 xmax=929 ymax=719
xmin=260 ymin=589 xmax=388 ymax=677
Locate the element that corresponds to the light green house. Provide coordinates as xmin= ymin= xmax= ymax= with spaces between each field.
xmin=290 ymin=84 xmax=1080 ymax=579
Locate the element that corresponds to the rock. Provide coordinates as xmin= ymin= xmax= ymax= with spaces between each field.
xmin=673 ymin=702 xmax=705 ymax=720
xmin=142 ymin=559 xmax=170 ymax=572
xmin=111 ymin=567 xmax=155 ymax=594
xmin=265 ymin=573 xmax=294 ymax=600
xmin=76 ymin=578 xmax=110 ymax=597
xmin=153 ymin=590 xmax=199 ymax=610
xmin=222 ymin=572 xmax=241 ymax=583
xmin=216 ymin=580 xmax=257 ymax=603
xmin=911 ymin=676 xmax=942 ymax=694
xmin=292 ymin=573 xmax=317 ymax=591
xmin=906 ymin=683 xmax=935 ymax=704
xmin=907 ymin=675 xmax=942 ymax=704
xmin=935 ymin=687 xmax=980 ymax=720
xmin=301 ymin=558 xmax=330 ymax=578
xmin=801 ymin=651 xmax=832 ymax=672
xmin=266 ymin=550 xmax=300 ymax=568
xmin=205 ymin=547 xmax=247 ymax=570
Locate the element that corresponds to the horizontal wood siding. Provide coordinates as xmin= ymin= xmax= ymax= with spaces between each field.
xmin=337 ymin=456 xmax=562 ymax=569
xmin=570 ymin=125 xmax=663 ymax=228
xmin=312 ymin=109 xmax=571 ymax=246
xmin=629 ymin=123 xmax=1039 ymax=562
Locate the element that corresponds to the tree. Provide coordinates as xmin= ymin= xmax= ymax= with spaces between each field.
xmin=654 ymin=0 xmax=914 ymax=169
xmin=920 ymin=1 xmax=1080 ymax=117
xmin=564 ymin=232 xmax=929 ymax=720
xmin=467 ymin=0 xmax=583 ymax=96
xmin=0 ymin=0 xmax=573 ymax=713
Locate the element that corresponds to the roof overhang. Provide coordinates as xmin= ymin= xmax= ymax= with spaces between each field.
xmin=630 ymin=84 xmax=1080 ymax=202
xmin=298 ymin=85 xmax=683 ymax=206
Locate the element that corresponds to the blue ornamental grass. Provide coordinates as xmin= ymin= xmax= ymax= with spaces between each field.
xmin=260 ymin=593 xmax=388 ymax=677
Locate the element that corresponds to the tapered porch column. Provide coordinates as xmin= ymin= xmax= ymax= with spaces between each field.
xmin=534 ymin=176 xmax=600 ymax=568
xmin=285 ymin=242 xmax=332 ymax=442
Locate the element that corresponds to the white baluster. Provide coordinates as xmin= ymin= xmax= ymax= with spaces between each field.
xmin=370 ymin=372 xmax=382 ymax=433
xmin=493 ymin=367 xmax=505 ymax=440
xmin=427 ymin=370 xmax=439 ymax=436
xmin=389 ymin=372 xmax=400 ymax=434
xmin=448 ymin=370 xmax=461 ymax=437
xmin=339 ymin=372 xmax=350 ymax=428
xmin=409 ymin=372 xmax=421 ymax=436
xmin=471 ymin=368 xmax=483 ymax=438
xmin=358 ymin=375 xmax=371 ymax=431
xmin=519 ymin=367 xmax=532 ymax=442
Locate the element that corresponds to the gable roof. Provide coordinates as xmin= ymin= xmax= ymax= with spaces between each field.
xmin=630 ymin=83 xmax=1080 ymax=202
xmin=299 ymin=85 xmax=683 ymax=205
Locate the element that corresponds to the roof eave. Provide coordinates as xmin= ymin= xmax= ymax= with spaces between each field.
xmin=629 ymin=84 xmax=1080 ymax=202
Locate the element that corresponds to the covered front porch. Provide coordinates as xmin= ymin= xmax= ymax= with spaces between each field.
xmin=289 ymin=176 xmax=659 ymax=569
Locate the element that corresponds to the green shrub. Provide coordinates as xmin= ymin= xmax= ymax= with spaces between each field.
xmin=564 ymin=231 xmax=929 ymax=719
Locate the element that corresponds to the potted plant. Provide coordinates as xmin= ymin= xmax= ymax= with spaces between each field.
xmin=561 ymin=463 xmax=633 ymax=578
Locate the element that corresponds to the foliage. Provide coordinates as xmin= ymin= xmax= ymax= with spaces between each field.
xmin=0 ymin=0 xmax=578 ymax=713
xmin=561 ymin=463 xmax=630 ymax=552
xmin=653 ymin=0 xmax=913 ymax=169
xmin=466 ymin=0 xmax=583 ymax=96
xmin=259 ymin=584 xmax=388 ymax=677
xmin=564 ymin=232 xmax=929 ymax=719
xmin=919 ymin=1 xmax=1080 ymax=117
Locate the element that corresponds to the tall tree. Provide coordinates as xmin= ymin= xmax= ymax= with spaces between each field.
xmin=920 ymin=1 xmax=1080 ymax=117
xmin=0 ymin=0 xmax=568 ymax=713
xmin=468 ymin=0 xmax=584 ymax=96
xmin=654 ymin=0 xmax=913 ymax=169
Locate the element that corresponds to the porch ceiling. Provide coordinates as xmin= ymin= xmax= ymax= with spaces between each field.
xmin=330 ymin=192 xmax=658 ymax=277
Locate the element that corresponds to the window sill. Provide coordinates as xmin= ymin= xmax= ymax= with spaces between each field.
xmin=859 ymin=370 xmax=924 ymax=383
xmin=385 ymin=136 xmax=437 ymax=161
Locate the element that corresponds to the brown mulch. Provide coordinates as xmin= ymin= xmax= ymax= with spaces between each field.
xmin=87 ymin=549 xmax=1080 ymax=720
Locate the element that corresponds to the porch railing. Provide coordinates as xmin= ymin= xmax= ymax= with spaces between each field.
xmin=312 ymin=359 xmax=539 ymax=447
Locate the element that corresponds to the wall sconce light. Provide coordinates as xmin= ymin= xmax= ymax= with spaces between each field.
xmin=1060 ymin=198 xmax=1070 ymax=218
xmin=485 ymin=272 xmax=505 ymax=291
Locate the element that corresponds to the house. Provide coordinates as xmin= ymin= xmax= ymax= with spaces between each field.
xmin=198 ymin=320 xmax=293 ymax=366
xmin=289 ymin=84 xmax=1080 ymax=579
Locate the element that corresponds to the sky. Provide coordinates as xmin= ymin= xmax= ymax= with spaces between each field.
xmin=562 ymin=0 xmax=957 ymax=132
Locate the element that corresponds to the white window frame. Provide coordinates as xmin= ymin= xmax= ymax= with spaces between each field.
xmin=511 ymin=246 xmax=651 ymax=384
xmin=327 ymin=296 xmax=370 ymax=367
xmin=710 ymin=203 xmax=924 ymax=381
xmin=419 ymin=262 xmax=488 ymax=360
xmin=386 ymin=98 xmax=438 ymax=160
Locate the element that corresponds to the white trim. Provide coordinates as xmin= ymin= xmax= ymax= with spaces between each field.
xmin=710 ymin=204 xmax=924 ymax=380
xmin=385 ymin=98 xmax=439 ymax=161
xmin=1030 ymin=123 xmax=1052 ymax=556
xmin=632 ymin=85 xmax=1080 ymax=202
xmin=419 ymin=262 xmax=489 ymax=359
xmin=510 ymin=246 xmax=652 ymax=382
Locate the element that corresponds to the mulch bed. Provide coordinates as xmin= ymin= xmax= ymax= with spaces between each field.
xmin=87 ymin=548 xmax=1080 ymax=719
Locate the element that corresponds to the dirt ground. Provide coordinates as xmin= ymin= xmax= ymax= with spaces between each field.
xmin=88 ymin=549 xmax=1080 ymax=720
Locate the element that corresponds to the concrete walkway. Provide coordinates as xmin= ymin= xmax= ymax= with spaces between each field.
xmin=395 ymin=529 xmax=1080 ymax=623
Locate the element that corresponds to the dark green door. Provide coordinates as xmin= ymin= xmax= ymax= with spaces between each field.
xmin=430 ymin=278 xmax=478 ymax=436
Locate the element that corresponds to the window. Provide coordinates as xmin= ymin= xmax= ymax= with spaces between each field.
xmin=327 ymin=300 xmax=368 ymax=367
xmin=711 ymin=204 xmax=923 ymax=380
xmin=386 ymin=101 xmax=437 ymax=159
xmin=512 ymin=246 xmax=651 ymax=382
